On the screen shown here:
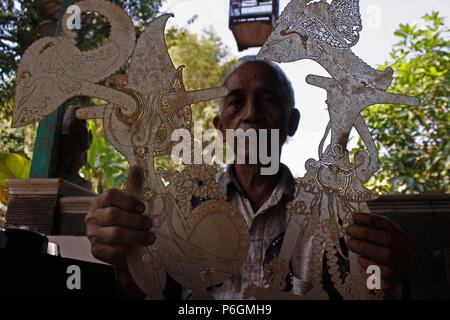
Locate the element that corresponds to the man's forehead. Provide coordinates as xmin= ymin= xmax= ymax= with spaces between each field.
xmin=224 ymin=62 xmax=279 ymax=90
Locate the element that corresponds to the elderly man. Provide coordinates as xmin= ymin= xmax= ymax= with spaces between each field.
xmin=85 ymin=58 xmax=410 ymax=299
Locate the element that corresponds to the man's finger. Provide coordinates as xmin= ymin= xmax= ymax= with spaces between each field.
xmin=357 ymin=256 xmax=399 ymax=291
xmin=93 ymin=188 xmax=145 ymax=213
xmin=90 ymin=241 xmax=129 ymax=266
xmin=347 ymin=238 xmax=396 ymax=267
xmin=94 ymin=226 xmax=156 ymax=247
xmin=345 ymin=223 xmax=402 ymax=250
xmin=357 ymin=257 xmax=396 ymax=281
xmin=352 ymin=213 xmax=408 ymax=244
xmin=94 ymin=207 xmax=152 ymax=230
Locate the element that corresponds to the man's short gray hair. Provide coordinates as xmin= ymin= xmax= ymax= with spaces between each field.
xmin=219 ymin=55 xmax=295 ymax=114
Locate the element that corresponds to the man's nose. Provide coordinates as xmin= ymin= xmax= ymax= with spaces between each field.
xmin=242 ymin=96 xmax=260 ymax=123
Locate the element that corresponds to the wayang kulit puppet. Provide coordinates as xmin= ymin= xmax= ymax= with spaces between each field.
xmin=11 ymin=0 xmax=420 ymax=299
xmin=12 ymin=0 xmax=249 ymax=300
xmin=244 ymin=0 xmax=420 ymax=300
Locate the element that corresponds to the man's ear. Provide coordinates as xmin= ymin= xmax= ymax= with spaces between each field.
xmin=288 ymin=108 xmax=300 ymax=136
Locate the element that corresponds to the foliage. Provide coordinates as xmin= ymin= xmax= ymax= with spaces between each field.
xmin=116 ymin=0 xmax=163 ymax=24
xmin=0 ymin=118 xmax=23 ymax=153
xmin=0 ymin=118 xmax=35 ymax=159
xmin=0 ymin=152 xmax=30 ymax=205
xmin=166 ymin=26 xmax=237 ymax=132
xmin=80 ymin=119 xmax=129 ymax=194
xmin=0 ymin=0 xmax=43 ymax=99
xmin=163 ymin=26 xmax=236 ymax=173
xmin=361 ymin=12 xmax=449 ymax=194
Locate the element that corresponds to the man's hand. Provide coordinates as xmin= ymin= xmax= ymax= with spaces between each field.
xmin=85 ymin=166 xmax=155 ymax=298
xmin=345 ymin=212 xmax=411 ymax=293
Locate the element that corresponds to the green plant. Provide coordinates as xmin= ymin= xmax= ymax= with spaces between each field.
xmin=0 ymin=152 xmax=30 ymax=205
xmin=80 ymin=120 xmax=128 ymax=194
xmin=361 ymin=12 xmax=449 ymax=194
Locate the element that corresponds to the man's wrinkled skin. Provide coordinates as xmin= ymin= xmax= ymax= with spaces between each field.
xmin=214 ymin=61 xmax=300 ymax=211
xmin=86 ymin=61 xmax=411 ymax=298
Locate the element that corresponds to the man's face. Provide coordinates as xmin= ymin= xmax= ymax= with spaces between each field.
xmin=214 ymin=62 xmax=298 ymax=162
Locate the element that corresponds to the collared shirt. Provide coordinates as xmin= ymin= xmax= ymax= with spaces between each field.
xmin=182 ymin=163 xmax=316 ymax=300
xmin=173 ymin=164 xmax=394 ymax=300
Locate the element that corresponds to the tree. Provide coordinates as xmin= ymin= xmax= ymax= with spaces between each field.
xmin=166 ymin=26 xmax=237 ymax=132
xmin=155 ymin=26 xmax=237 ymax=171
xmin=360 ymin=12 xmax=449 ymax=194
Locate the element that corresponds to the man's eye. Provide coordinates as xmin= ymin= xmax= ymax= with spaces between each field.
xmin=262 ymin=94 xmax=277 ymax=102
xmin=228 ymin=100 xmax=242 ymax=109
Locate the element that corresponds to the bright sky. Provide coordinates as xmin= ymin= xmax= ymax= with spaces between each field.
xmin=159 ymin=0 xmax=450 ymax=177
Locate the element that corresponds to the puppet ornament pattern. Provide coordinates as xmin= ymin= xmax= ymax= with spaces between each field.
xmin=12 ymin=0 xmax=249 ymax=300
xmin=244 ymin=0 xmax=420 ymax=300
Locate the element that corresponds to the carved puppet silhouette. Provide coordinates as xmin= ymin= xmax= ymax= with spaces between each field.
xmin=245 ymin=0 xmax=420 ymax=300
xmin=12 ymin=0 xmax=249 ymax=300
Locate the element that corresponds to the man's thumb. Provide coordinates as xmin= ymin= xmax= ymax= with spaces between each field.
xmin=125 ymin=165 xmax=145 ymax=195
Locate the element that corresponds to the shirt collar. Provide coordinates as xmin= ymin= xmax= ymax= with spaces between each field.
xmin=216 ymin=163 xmax=295 ymax=206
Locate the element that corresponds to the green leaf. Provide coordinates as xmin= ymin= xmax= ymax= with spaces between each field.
xmin=0 ymin=152 xmax=31 ymax=204
xmin=363 ymin=11 xmax=449 ymax=194
xmin=406 ymin=176 xmax=415 ymax=188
